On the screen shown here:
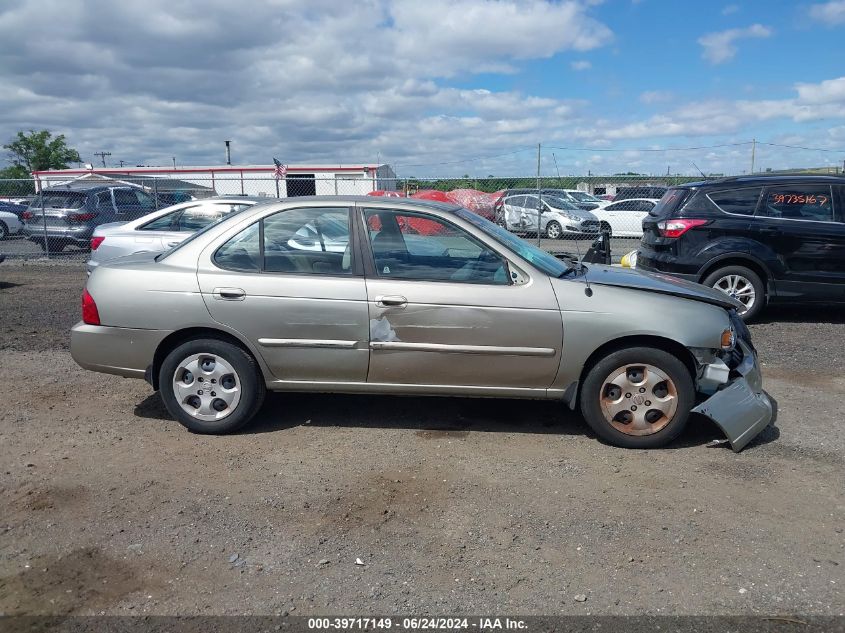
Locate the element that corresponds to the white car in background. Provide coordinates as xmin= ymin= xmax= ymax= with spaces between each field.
xmin=502 ymin=194 xmax=600 ymax=238
xmin=589 ymin=198 xmax=660 ymax=238
xmin=0 ymin=210 xmax=23 ymax=240
xmin=87 ymin=197 xmax=267 ymax=273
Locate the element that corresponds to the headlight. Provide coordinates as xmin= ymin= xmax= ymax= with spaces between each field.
xmin=720 ymin=327 xmax=736 ymax=350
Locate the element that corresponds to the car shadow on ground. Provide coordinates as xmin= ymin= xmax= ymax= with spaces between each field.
xmin=754 ymin=304 xmax=845 ymax=324
xmin=133 ymin=389 xmax=780 ymax=451
xmin=0 ymin=281 xmax=22 ymax=290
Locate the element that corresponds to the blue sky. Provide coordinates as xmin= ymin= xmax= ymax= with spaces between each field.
xmin=1 ymin=0 xmax=843 ymax=177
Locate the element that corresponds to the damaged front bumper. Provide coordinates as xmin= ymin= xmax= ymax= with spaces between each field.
xmin=692 ymin=340 xmax=773 ymax=452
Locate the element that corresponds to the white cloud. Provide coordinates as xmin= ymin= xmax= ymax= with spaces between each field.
xmin=697 ymin=23 xmax=772 ymax=64
xmin=571 ymin=60 xmax=592 ymax=71
xmin=809 ymin=0 xmax=845 ymax=24
xmin=721 ymin=4 xmax=740 ymax=15
xmin=639 ymin=90 xmax=673 ymax=104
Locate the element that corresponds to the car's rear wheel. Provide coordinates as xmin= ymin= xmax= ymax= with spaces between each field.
xmin=580 ymin=346 xmax=694 ymax=449
xmin=545 ymin=221 xmax=563 ymax=239
xmin=37 ymin=238 xmax=66 ymax=252
xmin=702 ymin=265 xmax=764 ymax=321
xmin=159 ymin=338 xmax=265 ymax=434
xmin=0 ymin=222 xmax=8 ymax=240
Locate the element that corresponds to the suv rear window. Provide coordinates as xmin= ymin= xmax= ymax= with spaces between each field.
xmin=29 ymin=192 xmax=86 ymax=209
xmin=649 ymin=188 xmax=690 ymax=217
xmin=707 ymin=188 xmax=762 ymax=215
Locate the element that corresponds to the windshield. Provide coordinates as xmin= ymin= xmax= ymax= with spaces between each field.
xmin=543 ymin=196 xmax=580 ymax=211
xmin=569 ymin=191 xmax=599 ymax=203
xmin=156 ymin=204 xmax=254 ymax=261
xmin=454 ymin=208 xmax=571 ymax=277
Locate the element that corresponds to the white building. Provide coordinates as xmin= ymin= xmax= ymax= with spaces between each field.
xmin=31 ymin=163 xmax=397 ymax=197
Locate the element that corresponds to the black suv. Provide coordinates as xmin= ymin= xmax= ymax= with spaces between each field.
xmin=22 ymin=181 xmax=158 ymax=251
xmin=637 ymin=175 xmax=845 ymax=320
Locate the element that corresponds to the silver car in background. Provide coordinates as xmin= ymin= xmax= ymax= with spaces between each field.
xmin=502 ymin=194 xmax=600 ymax=239
xmin=87 ymin=196 xmax=268 ymax=273
xmin=71 ymin=196 xmax=772 ymax=451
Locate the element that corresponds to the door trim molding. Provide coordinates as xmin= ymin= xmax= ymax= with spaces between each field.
xmin=369 ymin=341 xmax=556 ymax=357
xmin=258 ymin=338 xmax=358 ymax=349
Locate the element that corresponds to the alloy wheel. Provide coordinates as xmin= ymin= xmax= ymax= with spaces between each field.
xmin=599 ymin=363 xmax=678 ymax=436
xmin=712 ymin=274 xmax=756 ymax=313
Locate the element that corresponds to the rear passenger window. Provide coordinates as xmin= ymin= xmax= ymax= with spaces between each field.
xmin=214 ymin=222 xmax=261 ymax=272
xmin=263 ymin=208 xmax=352 ymax=275
xmin=707 ymin=188 xmax=762 ymax=215
xmin=760 ymin=185 xmax=835 ymax=223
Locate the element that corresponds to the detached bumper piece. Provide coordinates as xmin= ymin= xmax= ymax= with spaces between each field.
xmin=692 ymin=340 xmax=773 ymax=452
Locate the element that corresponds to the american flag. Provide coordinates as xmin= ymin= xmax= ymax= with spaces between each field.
xmin=273 ymin=158 xmax=287 ymax=180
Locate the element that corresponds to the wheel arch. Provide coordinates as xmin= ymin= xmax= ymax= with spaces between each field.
xmin=574 ymin=334 xmax=698 ymax=406
xmin=150 ymin=326 xmax=260 ymax=390
xmin=697 ymin=253 xmax=773 ymax=291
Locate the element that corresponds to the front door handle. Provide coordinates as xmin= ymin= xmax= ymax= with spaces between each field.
xmin=212 ymin=287 xmax=246 ymax=301
xmin=376 ymin=295 xmax=408 ymax=308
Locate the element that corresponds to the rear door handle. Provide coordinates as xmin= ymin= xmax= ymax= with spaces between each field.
xmin=212 ymin=287 xmax=246 ymax=301
xmin=760 ymin=227 xmax=781 ymax=235
xmin=376 ymin=295 xmax=408 ymax=308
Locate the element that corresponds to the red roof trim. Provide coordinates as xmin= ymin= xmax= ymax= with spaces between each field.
xmin=33 ymin=166 xmax=378 ymax=175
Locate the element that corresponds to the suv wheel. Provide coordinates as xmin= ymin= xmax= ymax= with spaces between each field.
xmin=0 ymin=221 xmax=8 ymax=240
xmin=159 ymin=338 xmax=266 ymax=434
xmin=702 ymin=265 xmax=764 ymax=321
xmin=580 ymin=346 xmax=694 ymax=449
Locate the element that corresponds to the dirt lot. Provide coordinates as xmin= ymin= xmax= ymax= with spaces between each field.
xmin=0 ymin=263 xmax=843 ymax=616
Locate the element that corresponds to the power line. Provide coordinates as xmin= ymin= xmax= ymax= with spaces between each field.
xmin=757 ymin=141 xmax=845 ymax=153
xmin=544 ymin=142 xmax=753 ymax=153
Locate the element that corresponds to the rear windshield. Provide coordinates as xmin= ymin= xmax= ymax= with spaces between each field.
xmin=29 ymin=192 xmax=87 ymax=210
xmin=649 ymin=188 xmax=690 ymax=217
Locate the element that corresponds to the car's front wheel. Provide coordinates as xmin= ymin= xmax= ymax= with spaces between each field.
xmin=580 ymin=346 xmax=694 ymax=449
xmin=545 ymin=221 xmax=563 ymax=239
xmin=159 ymin=338 xmax=266 ymax=434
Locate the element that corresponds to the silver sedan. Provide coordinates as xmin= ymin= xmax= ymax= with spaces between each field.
xmin=71 ymin=197 xmax=772 ymax=451
xmin=86 ymin=196 xmax=269 ymax=273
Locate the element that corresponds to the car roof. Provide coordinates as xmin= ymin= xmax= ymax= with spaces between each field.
xmin=271 ymin=195 xmax=463 ymax=212
xmin=609 ymin=197 xmax=659 ymax=202
xmin=672 ymin=174 xmax=845 ymax=189
xmin=42 ymin=181 xmax=133 ymax=192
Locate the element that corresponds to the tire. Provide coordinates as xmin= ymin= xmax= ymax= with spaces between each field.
xmin=580 ymin=346 xmax=694 ymax=449
xmin=599 ymin=222 xmax=612 ymax=238
xmin=701 ymin=265 xmax=764 ymax=322
xmin=159 ymin=338 xmax=266 ymax=434
xmin=545 ymin=221 xmax=563 ymax=239
xmin=0 ymin=222 xmax=7 ymax=240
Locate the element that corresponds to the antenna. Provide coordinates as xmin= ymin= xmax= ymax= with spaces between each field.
xmin=691 ymin=161 xmax=706 ymax=178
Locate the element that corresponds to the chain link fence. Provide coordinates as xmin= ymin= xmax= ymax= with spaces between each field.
xmin=0 ymin=173 xmax=704 ymax=264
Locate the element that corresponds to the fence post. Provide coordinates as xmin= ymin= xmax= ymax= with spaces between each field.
xmin=153 ymin=178 xmax=159 ymax=210
xmin=40 ymin=190 xmax=49 ymax=259
xmin=536 ymin=143 xmax=542 ymax=246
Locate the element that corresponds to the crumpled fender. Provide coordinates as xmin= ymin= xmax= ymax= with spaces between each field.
xmin=692 ymin=341 xmax=773 ymax=452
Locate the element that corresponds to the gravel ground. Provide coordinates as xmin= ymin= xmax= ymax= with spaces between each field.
xmin=0 ymin=264 xmax=843 ymax=617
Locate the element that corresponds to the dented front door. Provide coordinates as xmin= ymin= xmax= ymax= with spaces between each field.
xmin=361 ymin=207 xmax=563 ymax=389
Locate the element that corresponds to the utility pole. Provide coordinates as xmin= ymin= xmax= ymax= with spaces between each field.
xmin=225 ymin=141 xmax=231 ymax=165
xmin=94 ymin=151 xmax=111 ymax=167
xmin=536 ymin=143 xmax=542 ymax=246
xmin=172 ymin=157 xmax=176 ymax=169
xmin=750 ymin=138 xmax=756 ymax=174
xmin=119 ymin=160 xmax=125 ymax=168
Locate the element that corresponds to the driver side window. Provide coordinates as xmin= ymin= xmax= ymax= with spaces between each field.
xmin=364 ymin=209 xmax=508 ymax=285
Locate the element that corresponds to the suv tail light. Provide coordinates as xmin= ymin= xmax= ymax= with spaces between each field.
xmin=22 ymin=211 xmax=33 ymax=220
xmin=656 ymin=218 xmax=708 ymax=238
xmin=90 ymin=236 xmax=105 ymax=250
xmin=67 ymin=212 xmax=97 ymax=223
xmin=82 ymin=289 xmax=100 ymax=325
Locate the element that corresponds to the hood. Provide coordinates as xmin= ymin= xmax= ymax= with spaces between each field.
xmin=584 ymin=264 xmax=743 ymax=310
xmin=547 ymin=204 xmax=596 ymax=220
